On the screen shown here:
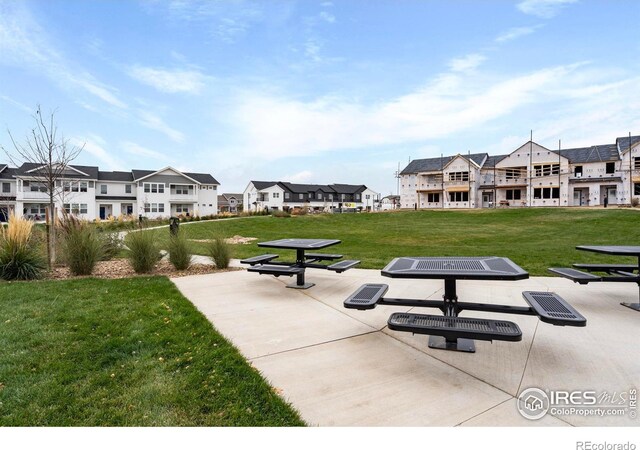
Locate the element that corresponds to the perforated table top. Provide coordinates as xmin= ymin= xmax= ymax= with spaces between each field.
xmin=577 ymin=246 xmax=640 ymax=257
xmin=258 ymin=238 xmax=341 ymax=250
xmin=381 ymin=256 xmax=529 ymax=280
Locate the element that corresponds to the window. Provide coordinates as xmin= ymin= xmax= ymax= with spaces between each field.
xmin=533 ymin=187 xmax=560 ymax=199
xmin=80 ymin=182 xmax=87 ymax=192
xmin=505 ymin=167 xmax=524 ymax=179
xmin=634 ymin=157 xmax=640 ymax=170
xmin=606 ymin=162 xmax=615 ymax=174
xmin=100 ymin=185 xmax=107 ymax=194
xmin=448 ymin=172 xmax=469 ymax=181
xmin=365 ymin=195 xmax=370 ymax=200
xmin=506 ymin=189 xmax=522 ymax=200
xmin=63 ymin=181 xmax=71 ymax=192
xmin=64 ymin=203 xmax=88 ymax=214
xmin=284 ymin=192 xmax=290 ymax=199
xmin=174 ymin=185 xmax=192 ymax=195
xmin=574 ymin=166 xmax=583 ymax=177
xmin=427 ymin=193 xmax=440 ymax=203
xmin=273 ymin=192 xmax=280 ymax=199
xmin=151 ymin=184 xmax=157 ymax=193
xmin=2 ymin=182 xmax=9 ymax=193
xmin=145 ymin=203 xmax=166 ymax=213
xmin=145 ymin=183 xmax=165 ymax=194
xmin=533 ymin=164 xmax=560 ymax=177
xmin=316 ymin=192 xmax=322 ymax=200
xmin=30 ymin=182 xmax=47 ymax=192
xmin=144 ymin=203 xmax=150 ymax=213
xmin=71 ymin=182 xmax=79 ymax=193
xmin=634 ymin=183 xmax=640 ymax=195
xmin=125 ymin=184 xmax=132 ymax=194
xmin=449 ymin=192 xmax=469 ymax=202
xmin=299 ymin=193 xmax=304 ymax=200
xmin=176 ymin=204 xmax=190 ymax=213
xmin=144 ymin=184 xmax=150 ymax=193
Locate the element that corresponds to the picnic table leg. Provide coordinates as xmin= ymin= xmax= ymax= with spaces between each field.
xmin=620 ymin=257 xmax=640 ymax=311
xmin=428 ymin=278 xmax=476 ymax=353
xmin=286 ymin=249 xmax=315 ymax=289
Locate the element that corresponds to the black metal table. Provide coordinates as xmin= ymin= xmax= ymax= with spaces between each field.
xmin=576 ymin=246 xmax=640 ymax=311
xmin=256 ymin=238 xmax=343 ymax=289
xmin=381 ymin=256 xmax=529 ymax=352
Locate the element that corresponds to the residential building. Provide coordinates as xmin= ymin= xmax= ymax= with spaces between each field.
xmin=0 ymin=164 xmax=219 ymax=221
xmin=217 ymin=193 xmax=243 ymax=214
xmin=379 ymin=195 xmax=401 ymax=211
xmin=400 ymin=135 xmax=640 ymax=209
xmin=243 ymin=181 xmax=378 ymax=212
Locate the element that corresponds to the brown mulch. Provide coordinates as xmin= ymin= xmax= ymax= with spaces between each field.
xmin=190 ymin=235 xmax=258 ymax=245
xmin=47 ymin=259 xmax=240 ymax=280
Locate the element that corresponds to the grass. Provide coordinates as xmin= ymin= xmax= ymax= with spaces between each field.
xmin=0 ymin=277 xmax=304 ymax=426
xmin=145 ymin=208 xmax=640 ymax=276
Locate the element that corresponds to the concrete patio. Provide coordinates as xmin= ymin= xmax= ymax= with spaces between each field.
xmin=172 ymin=264 xmax=639 ymax=427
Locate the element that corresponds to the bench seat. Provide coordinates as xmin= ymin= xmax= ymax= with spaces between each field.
xmin=548 ymin=267 xmax=602 ymax=284
xmin=387 ymin=312 xmax=522 ymax=342
xmin=247 ymin=264 xmax=304 ymax=277
xmin=522 ymin=291 xmax=587 ymax=327
xmin=304 ymin=253 xmax=343 ymax=261
xmin=240 ymin=254 xmax=279 ymax=266
xmin=344 ymin=284 xmax=388 ymax=310
xmin=573 ymin=263 xmax=638 ymax=273
xmin=327 ymin=259 xmax=360 ymax=273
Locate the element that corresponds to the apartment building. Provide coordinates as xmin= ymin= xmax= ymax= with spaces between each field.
xmin=400 ymin=135 xmax=640 ymax=209
xmin=217 ymin=193 xmax=243 ymax=214
xmin=243 ymin=181 xmax=378 ymax=212
xmin=0 ymin=164 xmax=219 ymax=221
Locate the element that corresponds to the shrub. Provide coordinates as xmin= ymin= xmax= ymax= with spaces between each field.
xmin=168 ymin=231 xmax=192 ymax=270
xmin=101 ymin=232 xmax=123 ymax=261
xmin=0 ymin=213 xmax=46 ymax=280
xmin=272 ymin=210 xmax=291 ymax=218
xmin=60 ymin=216 xmax=104 ymax=276
xmin=632 ymin=197 xmax=639 ymax=208
xmin=208 ymin=236 xmax=231 ymax=269
xmin=125 ymin=230 xmax=160 ymax=273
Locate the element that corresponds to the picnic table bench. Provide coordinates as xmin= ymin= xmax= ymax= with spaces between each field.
xmin=343 ymin=256 xmax=586 ymax=353
xmin=241 ymin=238 xmax=360 ymax=289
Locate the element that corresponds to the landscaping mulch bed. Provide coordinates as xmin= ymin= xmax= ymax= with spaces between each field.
xmin=47 ymin=259 xmax=239 ymax=280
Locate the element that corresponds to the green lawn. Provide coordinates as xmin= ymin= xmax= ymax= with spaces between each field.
xmin=0 ymin=277 xmax=304 ymax=426
xmin=151 ymin=208 xmax=640 ymax=276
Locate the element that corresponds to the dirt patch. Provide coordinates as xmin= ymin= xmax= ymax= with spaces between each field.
xmin=190 ymin=235 xmax=258 ymax=245
xmin=47 ymin=259 xmax=240 ymax=280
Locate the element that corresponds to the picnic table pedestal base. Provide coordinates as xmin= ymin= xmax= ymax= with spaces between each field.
xmin=428 ymin=336 xmax=476 ymax=353
xmin=429 ymin=278 xmax=476 ymax=353
xmin=286 ymin=249 xmax=315 ymax=290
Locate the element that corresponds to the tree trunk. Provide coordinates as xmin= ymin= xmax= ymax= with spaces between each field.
xmin=49 ymin=195 xmax=56 ymax=267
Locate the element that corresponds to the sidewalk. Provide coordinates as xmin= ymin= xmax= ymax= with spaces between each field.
xmin=172 ymin=264 xmax=639 ymax=427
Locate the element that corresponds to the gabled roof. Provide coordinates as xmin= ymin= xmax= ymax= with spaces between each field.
xmin=184 ymin=172 xmax=220 ymax=185
xmin=616 ymin=135 xmax=640 ymax=153
xmin=251 ymin=181 xmax=281 ymax=190
xmin=400 ymin=153 xmax=488 ymax=175
xmin=281 ymin=182 xmax=334 ymax=194
xmin=222 ymin=193 xmax=243 ymax=200
xmin=554 ymin=144 xmax=620 ymax=163
xmin=132 ymin=167 xmax=219 ymax=185
xmin=98 ymin=171 xmax=134 ymax=182
xmin=330 ymin=184 xmax=366 ymax=194
xmin=483 ymin=154 xmax=509 ymax=168
xmin=16 ymin=163 xmax=99 ymax=179
xmin=0 ymin=164 xmax=6 ymax=174
xmin=0 ymin=166 xmax=18 ymax=180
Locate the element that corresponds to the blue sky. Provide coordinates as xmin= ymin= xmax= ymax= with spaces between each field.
xmin=1 ymin=0 xmax=639 ymax=195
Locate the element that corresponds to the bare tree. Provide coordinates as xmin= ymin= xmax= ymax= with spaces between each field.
xmin=2 ymin=106 xmax=84 ymax=267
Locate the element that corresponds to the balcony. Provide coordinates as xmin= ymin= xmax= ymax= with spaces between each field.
xmin=169 ymin=193 xmax=198 ymax=202
xmin=19 ymin=190 xmax=50 ymax=200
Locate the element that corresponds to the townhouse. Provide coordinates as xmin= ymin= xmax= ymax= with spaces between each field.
xmin=243 ymin=181 xmax=378 ymax=212
xmin=400 ymin=135 xmax=640 ymax=209
xmin=0 ymin=164 xmax=219 ymax=221
xmin=217 ymin=193 xmax=243 ymax=214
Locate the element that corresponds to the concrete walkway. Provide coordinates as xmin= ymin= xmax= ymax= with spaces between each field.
xmin=172 ymin=264 xmax=639 ymax=427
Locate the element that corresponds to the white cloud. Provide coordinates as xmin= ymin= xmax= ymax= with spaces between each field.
xmin=495 ymin=25 xmax=543 ymax=43
xmin=223 ymin=62 xmax=640 ymax=162
xmin=283 ymin=170 xmax=314 ymax=183
xmin=517 ymin=0 xmax=578 ymax=18
xmin=128 ymin=65 xmax=207 ymax=94
xmin=448 ymin=54 xmax=486 ymax=72
xmin=319 ymin=11 xmax=335 ymax=23
xmin=0 ymin=2 xmax=127 ymax=110
xmin=121 ymin=141 xmax=170 ymax=162
xmin=72 ymin=135 xmax=126 ymax=171
xmin=136 ymin=111 xmax=185 ymax=143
